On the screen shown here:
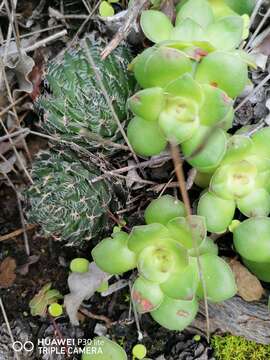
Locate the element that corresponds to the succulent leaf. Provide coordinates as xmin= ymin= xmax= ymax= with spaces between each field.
xmin=207 ymin=16 xmax=243 ymax=50
xmin=182 ymin=126 xmax=227 ymax=172
xmin=150 ymin=295 xmax=199 ymax=330
xmin=140 ymin=10 xmax=173 ymax=43
xmin=133 ymin=46 xmax=193 ymax=88
xmin=132 ymin=276 xmax=164 ymax=313
xmin=197 ymin=191 xmax=235 ymax=233
xmin=127 ymin=116 xmax=167 ymax=156
xmin=195 ymin=51 xmax=248 ymax=98
xmin=128 ymin=87 xmax=165 ymax=122
xmin=144 ymin=195 xmax=186 ymax=225
xmin=237 ymin=188 xmax=270 ymax=218
xmin=196 ymin=253 xmax=237 ymax=302
xmin=82 ymin=337 xmax=127 ymax=360
xmin=91 ymin=232 xmax=137 ymax=274
xmin=176 ymin=0 xmax=214 ymax=29
xmin=233 ymin=217 xmax=270 ymax=263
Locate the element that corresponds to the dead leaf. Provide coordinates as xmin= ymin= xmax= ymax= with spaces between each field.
xmin=17 ymin=255 xmax=40 ymax=275
xmin=0 ymin=257 xmax=16 ymax=288
xmin=228 ymin=258 xmax=264 ymax=302
xmin=64 ymin=262 xmax=111 ymax=325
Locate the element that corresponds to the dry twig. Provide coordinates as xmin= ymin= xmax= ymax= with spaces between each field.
xmin=101 ymin=0 xmax=150 ymax=59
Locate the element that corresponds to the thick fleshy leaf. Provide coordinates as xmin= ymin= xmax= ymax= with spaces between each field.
xmin=224 ymin=0 xmax=255 ymax=15
xmin=242 ymin=258 xmax=270 ymax=283
xmin=194 ymin=171 xmax=213 ymax=188
xmin=167 ymin=215 xmax=206 ymax=249
xmin=150 ymin=295 xmax=198 ymax=330
xmin=195 ymin=51 xmax=248 ymax=98
xmin=165 ymin=73 xmax=204 ymax=105
xmin=252 ymin=127 xmax=270 ymax=159
xmin=91 ymin=232 xmax=136 ymax=274
xmin=144 ymin=195 xmax=186 ymax=225
xmin=159 ymin=97 xmax=199 ymax=144
xmin=182 ymin=126 xmax=227 ymax=173
xmin=199 ymin=84 xmax=233 ymax=127
xmin=171 ymin=18 xmax=206 ymax=43
xmin=140 ymin=10 xmax=173 ymax=43
xmin=210 ymin=160 xmax=257 ymax=200
xmin=188 ymin=236 xmax=218 ymax=256
xmin=237 ymin=188 xmax=270 ymax=217
xmin=137 ymin=241 xmax=188 ymax=283
xmin=208 ymin=0 xmax=237 ymax=18
xmin=176 ymin=0 xmax=214 ymax=29
xmin=234 ymin=50 xmax=257 ymax=69
xmin=127 ymin=116 xmax=167 ymax=156
xmin=196 ymin=253 xmax=237 ymax=302
xmin=82 ymin=337 xmax=127 ymax=360
xmin=233 ymin=217 xmax=270 ymax=263
xmin=160 ymin=261 xmax=199 ymax=300
xmin=131 ymin=276 xmax=164 ymax=313
xmin=133 ymin=46 xmax=193 ymax=89
xmin=207 ymin=16 xmax=243 ymax=51
xmin=128 ymin=88 xmax=165 ymax=122
xmin=222 ymin=135 xmax=253 ymax=164
xmin=128 ymin=223 xmax=171 ymax=254
xmin=197 ymin=191 xmax=236 ymax=233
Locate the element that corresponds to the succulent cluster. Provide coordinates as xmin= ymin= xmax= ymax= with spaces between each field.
xmin=92 ymin=195 xmax=236 ymax=331
xmin=198 ymin=128 xmax=270 ymax=233
xmin=39 ymin=37 xmax=135 ymax=149
xmin=126 ymin=0 xmax=254 ymax=168
xmin=26 ymin=150 xmax=123 ymax=246
xmin=233 ymin=217 xmax=270 ymax=283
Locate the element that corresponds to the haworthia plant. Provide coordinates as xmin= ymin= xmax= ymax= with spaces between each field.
xmin=26 ymin=150 xmax=124 ymax=246
xmin=38 ymin=37 xmax=136 ymax=150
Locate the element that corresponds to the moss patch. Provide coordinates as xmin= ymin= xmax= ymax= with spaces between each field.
xmin=211 ymin=335 xmax=270 ymax=360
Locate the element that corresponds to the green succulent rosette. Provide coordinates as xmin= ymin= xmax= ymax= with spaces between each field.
xmin=139 ymin=0 xmax=255 ymax=98
xmin=198 ymin=130 xmax=270 ymax=233
xmin=82 ymin=337 xmax=127 ymax=360
xmin=38 ymin=37 xmax=135 ymax=151
xmin=233 ymin=217 xmax=270 ymax=283
xmin=92 ymin=195 xmax=236 ymax=331
xmin=127 ymin=72 xmax=232 ymax=171
xmin=26 ymin=150 xmax=124 ymax=246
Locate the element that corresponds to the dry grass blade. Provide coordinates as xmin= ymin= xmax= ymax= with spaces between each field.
xmin=246 ymin=6 xmax=270 ymax=49
xmin=170 ymin=142 xmax=210 ymax=342
xmin=235 ymin=73 xmax=270 ymax=111
xmin=0 ymin=297 xmax=20 ymax=360
xmin=82 ymin=39 xmax=145 ymax=176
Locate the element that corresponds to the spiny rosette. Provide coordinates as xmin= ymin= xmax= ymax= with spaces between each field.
xmin=198 ymin=130 xmax=270 ymax=233
xmin=25 ymin=149 xmax=124 ymax=246
xmin=38 ymin=37 xmax=135 ymax=151
xmin=138 ymin=0 xmax=255 ymax=98
xmin=232 ymin=217 xmax=270 ymax=283
xmin=127 ymin=71 xmax=232 ymax=166
xmin=92 ymin=195 xmax=236 ymax=331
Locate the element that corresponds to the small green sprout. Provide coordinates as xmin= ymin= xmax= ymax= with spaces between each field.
xmin=96 ymin=280 xmax=109 ymax=293
xmin=29 ymin=283 xmax=62 ymax=317
xmin=48 ymin=303 xmax=63 ymax=317
xmin=194 ymin=334 xmax=201 ymax=342
xmin=70 ymin=258 xmax=90 ymax=273
xmin=132 ymin=344 xmax=147 ymax=359
xmin=99 ymin=0 xmax=119 ymax=17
